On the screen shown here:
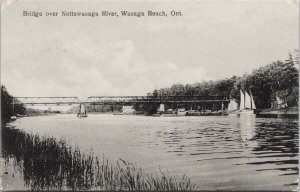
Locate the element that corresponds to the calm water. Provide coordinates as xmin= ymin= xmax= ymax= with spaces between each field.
xmin=2 ymin=114 xmax=299 ymax=190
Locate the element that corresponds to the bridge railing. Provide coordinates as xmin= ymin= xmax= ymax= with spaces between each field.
xmin=12 ymin=97 xmax=81 ymax=105
xmin=11 ymin=95 xmax=229 ymax=105
xmin=86 ymin=95 xmax=229 ymax=104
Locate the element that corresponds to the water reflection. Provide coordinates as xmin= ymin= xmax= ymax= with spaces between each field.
xmin=2 ymin=125 xmax=195 ymax=191
xmin=249 ymin=118 xmax=298 ymax=169
xmin=154 ymin=115 xmax=298 ymax=182
xmin=2 ymin=115 xmax=299 ymax=190
xmin=2 ymin=126 xmax=92 ymax=190
xmin=239 ymin=114 xmax=258 ymax=150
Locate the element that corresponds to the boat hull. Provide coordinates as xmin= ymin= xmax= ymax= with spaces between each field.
xmin=227 ymin=110 xmax=239 ymax=116
xmin=239 ymin=110 xmax=254 ymax=115
xmin=77 ymin=113 xmax=88 ymax=118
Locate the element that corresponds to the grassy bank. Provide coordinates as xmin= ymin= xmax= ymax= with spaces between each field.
xmin=2 ymin=125 xmax=196 ymax=191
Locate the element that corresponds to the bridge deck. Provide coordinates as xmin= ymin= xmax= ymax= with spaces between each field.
xmin=12 ymin=96 xmax=229 ymax=105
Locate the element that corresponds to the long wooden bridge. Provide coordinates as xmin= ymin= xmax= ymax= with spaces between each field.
xmin=11 ymin=95 xmax=230 ymax=115
xmin=12 ymin=95 xmax=229 ymax=105
xmin=12 ymin=97 xmax=81 ymax=105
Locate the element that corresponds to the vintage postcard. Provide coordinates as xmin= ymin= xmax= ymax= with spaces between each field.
xmin=1 ymin=0 xmax=299 ymax=191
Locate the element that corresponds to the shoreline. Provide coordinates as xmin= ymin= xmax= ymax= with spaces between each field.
xmin=256 ymin=108 xmax=298 ymax=118
xmin=2 ymin=124 xmax=196 ymax=191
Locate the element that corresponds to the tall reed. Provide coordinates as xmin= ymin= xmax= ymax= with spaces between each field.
xmin=2 ymin=126 xmax=197 ymax=191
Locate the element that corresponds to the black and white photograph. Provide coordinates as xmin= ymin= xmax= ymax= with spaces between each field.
xmin=1 ymin=0 xmax=299 ymax=191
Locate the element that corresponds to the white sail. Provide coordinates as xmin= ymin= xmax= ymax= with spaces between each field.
xmin=250 ymin=94 xmax=256 ymax=109
xmin=228 ymin=99 xmax=238 ymax=111
xmin=244 ymin=91 xmax=252 ymax=109
xmin=239 ymin=90 xmax=245 ymax=110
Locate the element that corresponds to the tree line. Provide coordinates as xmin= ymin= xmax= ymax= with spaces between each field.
xmin=1 ymin=51 xmax=298 ymax=118
xmin=1 ymin=86 xmax=26 ymax=123
xmin=152 ymin=52 xmax=299 ymax=110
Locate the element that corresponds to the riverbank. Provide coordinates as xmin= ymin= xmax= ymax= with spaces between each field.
xmin=2 ymin=123 xmax=196 ymax=191
xmin=256 ymin=107 xmax=298 ymax=118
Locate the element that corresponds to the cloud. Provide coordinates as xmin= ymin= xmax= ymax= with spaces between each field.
xmin=2 ymin=35 xmax=207 ymax=98
xmin=4 ymin=0 xmax=296 ymax=99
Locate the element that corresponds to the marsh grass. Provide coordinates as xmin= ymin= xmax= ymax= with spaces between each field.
xmin=2 ymin=126 xmax=196 ymax=191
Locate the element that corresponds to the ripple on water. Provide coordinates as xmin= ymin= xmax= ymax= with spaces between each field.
xmin=2 ymin=114 xmax=299 ymax=190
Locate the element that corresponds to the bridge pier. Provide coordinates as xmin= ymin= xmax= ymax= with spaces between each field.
xmin=122 ymin=105 xmax=135 ymax=114
xmin=77 ymin=103 xmax=88 ymax=117
xmin=157 ymin=104 xmax=165 ymax=114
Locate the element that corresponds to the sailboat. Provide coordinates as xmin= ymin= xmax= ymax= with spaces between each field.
xmin=77 ymin=104 xmax=88 ymax=118
xmin=240 ymin=90 xmax=256 ymax=114
xmin=227 ymin=98 xmax=239 ymax=115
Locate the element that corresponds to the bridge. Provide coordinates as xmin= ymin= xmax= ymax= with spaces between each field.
xmin=11 ymin=95 xmax=230 ymax=114
xmin=86 ymin=95 xmax=228 ymax=105
xmin=12 ymin=97 xmax=81 ymax=105
xmin=13 ymin=96 xmax=229 ymax=105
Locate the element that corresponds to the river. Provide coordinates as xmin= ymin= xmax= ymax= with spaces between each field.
xmin=1 ymin=114 xmax=298 ymax=190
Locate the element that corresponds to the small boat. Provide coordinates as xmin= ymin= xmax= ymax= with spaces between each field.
xmin=227 ymin=99 xmax=239 ymax=115
xmin=228 ymin=110 xmax=239 ymax=116
xmin=77 ymin=104 xmax=88 ymax=118
xmin=239 ymin=90 xmax=256 ymax=115
xmin=177 ymin=108 xmax=187 ymax=116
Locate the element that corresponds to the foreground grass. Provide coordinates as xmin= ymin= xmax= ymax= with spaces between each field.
xmin=2 ymin=126 xmax=196 ymax=191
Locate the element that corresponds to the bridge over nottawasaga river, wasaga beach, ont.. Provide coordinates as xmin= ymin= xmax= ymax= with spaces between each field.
xmin=10 ymin=95 xmax=231 ymax=116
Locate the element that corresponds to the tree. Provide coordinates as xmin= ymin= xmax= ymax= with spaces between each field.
xmin=1 ymin=86 xmax=26 ymax=123
xmin=150 ymin=51 xmax=298 ymax=110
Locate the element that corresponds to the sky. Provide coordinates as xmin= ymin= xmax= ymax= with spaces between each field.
xmin=1 ymin=0 xmax=299 ymax=99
